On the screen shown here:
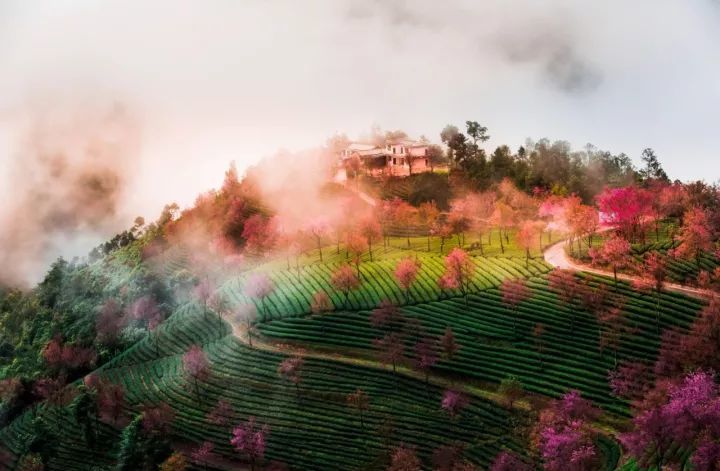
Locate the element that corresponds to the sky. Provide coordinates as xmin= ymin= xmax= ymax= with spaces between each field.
xmin=0 ymin=0 xmax=719 ymax=283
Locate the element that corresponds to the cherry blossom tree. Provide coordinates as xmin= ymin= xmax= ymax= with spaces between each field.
xmin=431 ymin=221 xmax=453 ymax=254
xmin=395 ymin=258 xmax=421 ymax=303
xmin=596 ymin=186 xmax=653 ymax=242
xmin=97 ymin=381 xmax=126 ymax=426
xmin=331 ymin=265 xmax=360 ymax=309
xmin=96 ymin=298 xmax=127 ymax=350
xmin=448 ymin=200 xmax=472 ymax=248
xmin=644 ymin=252 xmax=668 ymax=332
xmin=230 ymin=417 xmax=269 ymax=471
xmin=675 ymin=206 xmax=714 ymax=270
xmin=194 ymin=279 xmax=213 ymax=319
xmin=439 ymin=327 xmax=460 ymax=364
xmin=548 ymin=269 xmax=581 ymax=330
xmin=244 ymin=273 xmax=275 ymax=320
xmin=130 ymin=295 xmax=164 ymax=355
xmin=374 ymin=333 xmax=405 ymax=375
xmin=489 ymin=450 xmax=533 ymax=471
xmin=142 ymin=401 xmax=175 ymax=434
xmin=608 ymin=361 xmax=651 ymax=402
xmin=278 ymin=355 xmax=304 ymax=396
xmin=621 ymin=370 xmax=720 ymax=470
xmin=358 ymin=215 xmax=382 ymax=261
xmin=418 ymin=201 xmax=440 ymax=252
xmin=413 ymin=336 xmax=438 ymax=391
xmin=388 ymin=444 xmax=421 ymax=471
xmin=490 ymin=202 xmax=515 ymax=254
xmin=442 ymin=248 xmax=475 ymax=304
xmin=500 ymin=278 xmax=531 ymax=337
xmin=589 ymin=234 xmax=631 ymax=287
xmin=516 ymin=221 xmax=543 ymax=267
xmin=598 ymin=303 xmax=634 ymax=367
xmin=441 ymin=389 xmax=469 ymax=419
xmin=346 ymin=232 xmax=368 ymax=279
xmin=206 ymin=398 xmax=234 ymax=427
xmin=183 ymin=345 xmax=211 ymax=403
xmin=304 ymin=218 xmax=330 ymax=262
xmin=390 ymin=198 xmax=417 ymax=248
xmin=346 ymin=388 xmax=370 ymax=429
xmin=370 ymin=300 xmax=405 ymax=333
xmin=191 ymin=441 xmax=215 ymax=469
xmin=310 ymin=290 xmax=333 ymax=315
xmin=533 ymin=390 xmax=600 ymax=471
xmin=236 ymin=303 xmax=257 ymax=346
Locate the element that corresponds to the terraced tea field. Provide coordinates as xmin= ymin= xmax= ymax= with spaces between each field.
xmin=222 ymin=255 xmax=551 ymax=321
xmin=0 ymin=303 xmax=532 ymax=470
xmin=258 ymin=272 xmax=705 ymax=416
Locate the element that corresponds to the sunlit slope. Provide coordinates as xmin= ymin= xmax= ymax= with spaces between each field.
xmin=222 ymin=254 xmax=551 ymax=321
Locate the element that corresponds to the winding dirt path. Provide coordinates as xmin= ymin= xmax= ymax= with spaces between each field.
xmin=543 ymin=240 xmax=712 ymax=299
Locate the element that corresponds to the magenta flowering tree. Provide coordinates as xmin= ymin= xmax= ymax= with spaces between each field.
xmin=489 ymin=450 xmax=533 ymax=471
xmin=441 ymin=389 xmax=469 ymax=419
xmin=183 ymin=345 xmax=211 ymax=403
xmin=244 ymin=273 xmax=275 ymax=320
xmin=533 ymin=390 xmax=600 ymax=471
xmin=596 ymin=186 xmax=653 ymax=242
xmin=443 ymin=248 xmax=475 ymax=304
xmin=621 ymin=370 xmax=720 ymax=470
xmin=191 ymin=441 xmax=215 ymax=468
xmin=194 ymin=278 xmax=213 ymax=319
xmin=230 ymin=416 xmax=269 ymax=471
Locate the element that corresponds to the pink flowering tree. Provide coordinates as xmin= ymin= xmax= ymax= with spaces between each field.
xmin=548 ymin=269 xmax=581 ymax=330
xmin=244 ymin=273 xmax=275 ymax=320
xmin=358 ymin=215 xmax=382 ymax=261
xmin=310 ymin=290 xmax=333 ymax=315
xmin=183 ymin=345 xmax=211 ymax=404
xmin=413 ymin=336 xmax=438 ymax=391
xmin=589 ymin=234 xmax=631 ymax=287
xmin=346 ymin=388 xmax=370 ymax=430
xmin=330 ymin=264 xmax=360 ymax=309
xmin=441 ymin=389 xmax=469 ymax=419
xmin=388 ymin=444 xmax=421 ymax=471
xmin=130 ymin=295 xmax=164 ymax=355
xmin=442 ymin=248 xmax=475 ymax=305
xmin=675 ymin=206 xmax=714 ymax=271
xmin=230 ymin=417 xmax=269 ymax=471
xmin=533 ymin=390 xmax=600 ymax=471
xmin=194 ymin=279 xmax=213 ymax=319
xmin=516 ymin=220 xmax=543 ymax=267
xmin=395 ymin=257 xmax=421 ymax=303
xmin=278 ymin=355 xmax=304 ymax=397
xmin=621 ymin=370 xmax=720 ymax=470
xmin=373 ymin=333 xmax=405 ymax=375
xmin=489 ymin=450 xmax=533 ymax=471
xmin=500 ymin=278 xmax=531 ymax=338
xmin=191 ymin=441 xmax=215 ymax=469
xmin=236 ymin=303 xmax=257 ymax=347
xmin=596 ymin=186 xmax=653 ymax=242
xmin=206 ymin=398 xmax=234 ymax=427
xmin=304 ymin=218 xmax=330 ymax=262
xmin=142 ymin=401 xmax=175 ymax=434
xmin=346 ymin=232 xmax=368 ymax=280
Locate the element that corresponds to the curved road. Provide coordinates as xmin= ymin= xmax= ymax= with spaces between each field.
xmin=543 ymin=240 xmax=712 ymax=299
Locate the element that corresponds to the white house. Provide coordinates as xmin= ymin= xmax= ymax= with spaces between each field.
xmin=339 ymin=138 xmax=433 ymax=177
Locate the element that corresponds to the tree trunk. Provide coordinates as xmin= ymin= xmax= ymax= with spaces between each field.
xmin=427 ymin=235 xmax=431 ymax=252
xmin=499 ymin=233 xmax=505 ymax=254
xmin=526 ymin=248 xmax=530 ymax=268
xmin=317 ymin=240 xmax=323 ymax=262
xmin=368 ymin=239 xmax=373 ymax=262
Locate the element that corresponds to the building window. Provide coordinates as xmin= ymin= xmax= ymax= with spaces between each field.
xmin=424 ymin=148 xmax=428 ymax=156
xmin=393 ymin=147 xmax=396 ymax=154
xmin=425 ymin=158 xmax=428 ymax=166
xmin=393 ymin=157 xmax=396 ymax=165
